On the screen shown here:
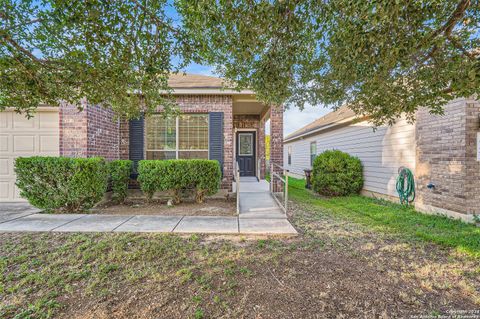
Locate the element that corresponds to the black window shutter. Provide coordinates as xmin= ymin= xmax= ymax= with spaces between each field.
xmin=129 ymin=116 xmax=144 ymax=178
xmin=209 ymin=112 xmax=224 ymax=175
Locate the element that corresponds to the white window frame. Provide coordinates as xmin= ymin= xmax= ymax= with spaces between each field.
xmin=146 ymin=114 xmax=209 ymax=159
xmin=238 ymin=133 xmax=254 ymax=156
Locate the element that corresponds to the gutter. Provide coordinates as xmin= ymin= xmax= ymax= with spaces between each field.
xmin=169 ymin=88 xmax=255 ymax=95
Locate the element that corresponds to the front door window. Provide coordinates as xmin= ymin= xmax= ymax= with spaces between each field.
xmin=238 ymin=133 xmax=253 ymax=156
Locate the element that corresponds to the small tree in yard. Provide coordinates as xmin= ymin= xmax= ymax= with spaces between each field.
xmin=312 ymin=150 xmax=363 ymax=197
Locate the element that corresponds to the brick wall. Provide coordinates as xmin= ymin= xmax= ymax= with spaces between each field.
xmin=86 ymin=104 xmax=120 ymax=160
xmin=465 ymin=99 xmax=480 ymax=216
xmin=258 ymin=116 xmax=266 ymax=179
xmin=270 ymin=105 xmax=284 ymax=192
xmin=59 ymin=100 xmax=88 ymax=158
xmin=150 ymin=95 xmax=234 ymax=191
xmin=60 ymin=102 xmax=120 ymax=160
xmin=415 ymin=98 xmax=480 ymax=221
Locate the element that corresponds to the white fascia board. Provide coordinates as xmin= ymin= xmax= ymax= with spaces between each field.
xmin=170 ymin=88 xmax=255 ymax=95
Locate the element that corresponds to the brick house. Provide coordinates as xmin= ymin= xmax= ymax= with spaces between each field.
xmin=0 ymin=74 xmax=283 ymax=201
xmin=284 ymin=98 xmax=480 ymax=223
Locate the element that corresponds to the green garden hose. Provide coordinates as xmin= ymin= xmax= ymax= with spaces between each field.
xmin=396 ymin=167 xmax=415 ymax=205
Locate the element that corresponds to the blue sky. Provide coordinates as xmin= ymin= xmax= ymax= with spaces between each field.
xmin=183 ymin=63 xmax=331 ymax=136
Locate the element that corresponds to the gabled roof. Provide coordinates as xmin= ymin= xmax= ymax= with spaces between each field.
xmin=168 ymin=73 xmax=226 ymax=89
xmin=167 ymin=73 xmax=254 ymax=95
xmin=284 ymin=106 xmax=359 ymax=142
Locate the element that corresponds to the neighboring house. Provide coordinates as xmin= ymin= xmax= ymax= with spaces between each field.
xmin=284 ymin=98 xmax=480 ymax=223
xmin=0 ymin=73 xmax=284 ymax=201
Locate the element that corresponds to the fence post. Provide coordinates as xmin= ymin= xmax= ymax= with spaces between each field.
xmin=284 ymin=169 xmax=288 ymax=212
xmin=270 ymin=163 xmax=273 ymax=192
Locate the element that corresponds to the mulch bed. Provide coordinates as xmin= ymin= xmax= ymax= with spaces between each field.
xmin=90 ymin=198 xmax=236 ymax=216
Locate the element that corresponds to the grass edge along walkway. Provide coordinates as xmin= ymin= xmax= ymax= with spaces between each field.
xmin=288 ymin=177 xmax=480 ymax=258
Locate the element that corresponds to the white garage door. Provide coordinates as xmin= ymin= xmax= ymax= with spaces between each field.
xmin=0 ymin=108 xmax=59 ymax=202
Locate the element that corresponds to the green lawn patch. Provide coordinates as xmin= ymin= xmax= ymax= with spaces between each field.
xmin=288 ymin=177 xmax=480 ymax=258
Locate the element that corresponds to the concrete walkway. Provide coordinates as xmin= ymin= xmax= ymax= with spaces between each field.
xmin=237 ymin=177 xmax=287 ymax=219
xmin=0 ymin=196 xmax=297 ymax=235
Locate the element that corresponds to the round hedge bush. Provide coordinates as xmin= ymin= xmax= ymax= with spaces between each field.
xmin=311 ymin=150 xmax=363 ymax=196
xmin=15 ymin=156 xmax=108 ymax=213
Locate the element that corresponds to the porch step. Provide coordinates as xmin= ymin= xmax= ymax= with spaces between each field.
xmin=239 ymin=210 xmax=286 ymax=219
xmin=246 ymin=206 xmax=280 ymax=212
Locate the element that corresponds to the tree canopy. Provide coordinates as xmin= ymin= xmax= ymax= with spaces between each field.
xmin=1 ymin=0 xmax=479 ymax=123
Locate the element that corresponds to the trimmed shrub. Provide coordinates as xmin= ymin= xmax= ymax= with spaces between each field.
xmin=15 ymin=157 xmax=108 ymax=213
xmin=311 ymin=150 xmax=363 ymax=196
xmin=189 ymin=159 xmax=222 ymax=203
xmin=137 ymin=159 xmax=221 ymax=203
xmin=109 ymin=160 xmax=132 ymax=203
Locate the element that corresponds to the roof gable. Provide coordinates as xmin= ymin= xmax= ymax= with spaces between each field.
xmin=284 ymin=106 xmax=359 ymax=142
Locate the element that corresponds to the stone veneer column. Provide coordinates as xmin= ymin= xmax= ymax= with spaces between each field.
xmin=415 ymin=98 xmax=480 ymax=222
xmin=270 ymin=105 xmax=284 ymax=192
xmin=59 ymin=102 xmax=120 ymax=160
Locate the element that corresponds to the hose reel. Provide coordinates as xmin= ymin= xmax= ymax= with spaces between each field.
xmin=396 ymin=166 xmax=415 ymax=205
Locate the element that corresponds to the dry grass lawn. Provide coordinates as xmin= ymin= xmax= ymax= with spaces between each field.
xmin=1 ymin=180 xmax=479 ymax=318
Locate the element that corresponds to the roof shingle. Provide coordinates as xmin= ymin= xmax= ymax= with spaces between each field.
xmin=167 ymin=73 xmax=227 ymax=88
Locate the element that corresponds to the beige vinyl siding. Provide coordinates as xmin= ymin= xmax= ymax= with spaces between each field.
xmin=284 ymin=118 xmax=415 ymax=197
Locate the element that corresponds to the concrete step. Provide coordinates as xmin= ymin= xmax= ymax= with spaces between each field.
xmin=239 ymin=210 xmax=286 ymax=219
xmin=244 ymin=206 xmax=280 ymax=212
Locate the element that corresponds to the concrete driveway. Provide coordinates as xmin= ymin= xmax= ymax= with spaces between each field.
xmin=0 ymin=202 xmax=41 ymax=223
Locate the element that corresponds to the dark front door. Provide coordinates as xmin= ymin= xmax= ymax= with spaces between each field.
xmin=236 ymin=132 xmax=256 ymax=176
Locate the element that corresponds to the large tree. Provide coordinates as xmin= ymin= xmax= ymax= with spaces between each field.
xmin=1 ymin=1 xmax=479 ymax=123
xmin=1 ymin=0 xmax=193 ymax=118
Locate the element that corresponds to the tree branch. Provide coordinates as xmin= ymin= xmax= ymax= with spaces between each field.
xmin=426 ymin=0 xmax=471 ymax=41
xmin=413 ymin=0 xmax=472 ymax=64
xmin=447 ymin=34 xmax=479 ymax=59
xmin=130 ymin=0 xmax=182 ymax=37
xmin=1 ymin=34 xmax=44 ymax=63
xmin=7 ymin=18 xmax=43 ymax=31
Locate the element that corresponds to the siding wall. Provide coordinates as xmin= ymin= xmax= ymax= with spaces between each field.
xmin=284 ymin=118 xmax=416 ymax=197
